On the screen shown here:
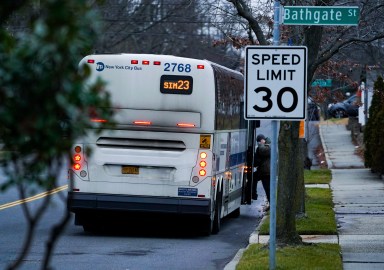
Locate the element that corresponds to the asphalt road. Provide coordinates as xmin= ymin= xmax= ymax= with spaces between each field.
xmin=0 ymin=167 xmax=265 ymax=270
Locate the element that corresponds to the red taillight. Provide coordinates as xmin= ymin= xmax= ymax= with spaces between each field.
xmin=87 ymin=59 xmax=95 ymax=64
xmin=142 ymin=60 xmax=150 ymax=65
xmin=197 ymin=65 xmax=205 ymax=69
xmin=177 ymin=123 xmax=196 ymax=128
xmin=131 ymin=60 xmax=138 ymax=64
xmin=91 ymin=118 xmax=107 ymax=123
xmin=153 ymin=61 xmax=161 ymax=65
xmin=73 ymin=146 xmax=82 ymax=171
xmin=73 ymin=163 xmax=81 ymax=170
xmin=133 ymin=120 xmax=152 ymax=126
xmin=198 ymin=151 xmax=208 ymax=177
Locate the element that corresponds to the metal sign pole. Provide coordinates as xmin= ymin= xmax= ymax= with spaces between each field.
xmin=270 ymin=1 xmax=280 ymax=270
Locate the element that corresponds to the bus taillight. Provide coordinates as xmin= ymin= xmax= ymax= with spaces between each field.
xmin=133 ymin=120 xmax=152 ymax=126
xmin=142 ymin=60 xmax=150 ymax=65
xmin=87 ymin=59 xmax=95 ymax=64
xmin=177 ymin=123 xmax=196 ymax=128
xmin=197 ymin=64 xmax=205 ymax=69
xmin=197 ymin=151 xmax=208 ymax=177
xmin=91 ymin=118 xmax=107 ymax=123
xmin=131 ymin=60 xmax=138 ymax=64
xmin=73 ymin=147 xmax=82 ymax=170
xmin=153 ymin=61 xmax=161 ymax=65
xmin=71 ymin=145 xmax=88 ymax=179
xmin=73 ymin=163 xmax=81 ymax=170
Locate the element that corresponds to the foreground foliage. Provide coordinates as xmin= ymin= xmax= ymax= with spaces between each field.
xmin=0 ymin=1 xmax=112 ymax=269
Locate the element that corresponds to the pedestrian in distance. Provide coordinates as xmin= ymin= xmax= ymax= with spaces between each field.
xmin=253 ymin=134 xmax=271 ymax=211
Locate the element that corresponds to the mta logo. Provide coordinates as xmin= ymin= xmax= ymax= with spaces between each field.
xmin=96 ymin=62 xmax=104 ymax=72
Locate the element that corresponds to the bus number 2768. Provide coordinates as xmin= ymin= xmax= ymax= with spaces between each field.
xmin=164 ymin=63 xmax=192 ymax=73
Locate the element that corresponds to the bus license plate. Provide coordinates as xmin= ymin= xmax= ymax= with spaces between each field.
xmin=122 ymin=166 xmax=139 ymax=174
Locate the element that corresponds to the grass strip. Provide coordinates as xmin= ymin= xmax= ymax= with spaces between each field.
xmin=304 ymin=169 xmax=331 ymax=185
xmin=237 ymin=243 xmax=342 ymax=270
xmin=259 ymin=188 xmax=337 ymax=235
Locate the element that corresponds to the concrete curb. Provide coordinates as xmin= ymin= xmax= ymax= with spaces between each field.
xmin=255 ymin=234 xmax=339 ymax=244
xmin=318 ymin=124 xmax=333 ymax=169
xmin=223 ymin=247 xmax=247 ymax=270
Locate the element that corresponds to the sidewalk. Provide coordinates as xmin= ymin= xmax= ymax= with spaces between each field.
xmin=321 ymin=123 xmax=384 ymax=270
xmin=225 ymin=122 xmax=384 ymax=269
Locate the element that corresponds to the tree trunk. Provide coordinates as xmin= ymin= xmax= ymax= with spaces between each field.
xmin=294 ymin=138 xmax=306 ymax=217
xmin=276 ymin=121 xmax=303 ymax=245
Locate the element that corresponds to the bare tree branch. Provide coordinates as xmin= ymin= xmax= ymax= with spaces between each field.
xmin=226 ymin=0 xmax=269 ymax=45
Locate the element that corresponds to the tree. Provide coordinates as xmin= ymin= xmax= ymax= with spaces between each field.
xmin=0 ymin=0 xmax=113 ymax=269
xmin=92 ymin=0 xmax=243 ymax=69
xmin=223 ymin=0 xmax=384 ymax=246
xmin=364 ymin=76 xmax=384 ymax=174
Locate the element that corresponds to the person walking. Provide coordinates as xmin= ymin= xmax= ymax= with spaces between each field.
xmin=253 ymin=134 xmax=271 ymax=210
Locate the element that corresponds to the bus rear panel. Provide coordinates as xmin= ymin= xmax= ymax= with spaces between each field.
xmin=67 ymin=54 xmax=250 ymax=234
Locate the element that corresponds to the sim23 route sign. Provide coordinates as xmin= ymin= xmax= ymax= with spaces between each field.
xmin=244 ymin=46 xmax=307 ymax=120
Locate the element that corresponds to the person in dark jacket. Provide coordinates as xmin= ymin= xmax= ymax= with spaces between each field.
xmin=253 ymin=134 xmax=271 ymax=208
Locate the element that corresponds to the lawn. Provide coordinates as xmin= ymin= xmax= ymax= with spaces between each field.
xmin=237 ymin=243 xmax=342 ymax=270
xmin=304 ymin=169 xmax=331 ymax=185
xmin=258 ymin=188 xmax=337 ymax=235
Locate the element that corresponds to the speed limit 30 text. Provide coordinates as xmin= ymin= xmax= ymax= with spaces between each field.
xmin=250 ymin=53 xmax=301 ymax=80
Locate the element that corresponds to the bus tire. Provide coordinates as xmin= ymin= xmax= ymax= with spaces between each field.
xmin=212 ymin=187 xmax=222 ymax=234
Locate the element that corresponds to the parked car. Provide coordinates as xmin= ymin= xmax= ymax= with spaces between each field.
xmin=327 ymin=94 xmax=359 ymax=118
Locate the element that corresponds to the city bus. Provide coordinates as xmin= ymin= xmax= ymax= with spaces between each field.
xmin=67 ymin=54 xmax=257 ymax=235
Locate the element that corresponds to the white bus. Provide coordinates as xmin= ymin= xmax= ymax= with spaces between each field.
xmin=67 ymin=54 xmax=257 ymax=235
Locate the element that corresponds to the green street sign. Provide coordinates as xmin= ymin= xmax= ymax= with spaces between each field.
xmin=282 ymin=6 xmax=359 ymax=26
xmin=311 ymin=79 xmax=332 ymax=87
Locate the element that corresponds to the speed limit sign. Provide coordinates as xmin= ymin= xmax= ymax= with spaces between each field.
xmin=245 ymin=46 xmax=307 ymax=120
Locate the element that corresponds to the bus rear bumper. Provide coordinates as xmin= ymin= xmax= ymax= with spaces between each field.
xmin=67 ymin=192 xmax=211 ymax=216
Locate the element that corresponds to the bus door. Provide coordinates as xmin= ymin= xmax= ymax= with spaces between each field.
xmin=241 ymin=120 xmax=258 ymax=205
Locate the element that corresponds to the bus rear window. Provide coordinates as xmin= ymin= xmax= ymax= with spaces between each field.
xmin=160 ymin=75 xmax=193 ymax=95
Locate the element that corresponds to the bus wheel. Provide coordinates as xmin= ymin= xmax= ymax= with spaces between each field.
xmin=212 ymin=188 xmax=222 ymax=234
